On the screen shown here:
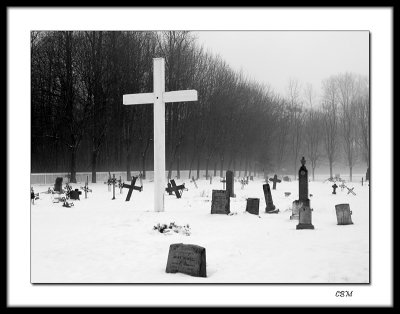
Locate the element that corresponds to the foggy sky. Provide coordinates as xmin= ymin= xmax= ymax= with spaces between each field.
xmin=194 ymin=31 xmax=369 ymax=103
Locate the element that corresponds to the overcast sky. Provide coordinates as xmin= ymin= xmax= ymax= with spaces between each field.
xmin=193 ymin=31 xmax=369 ymax=103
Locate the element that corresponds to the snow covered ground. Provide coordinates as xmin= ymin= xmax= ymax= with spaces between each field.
xmin=31 ymin=175 xmax=369 ymax=283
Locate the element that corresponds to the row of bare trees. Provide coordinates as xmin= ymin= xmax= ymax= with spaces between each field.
xmin=31 ymin=31 xmax=369 ymax=183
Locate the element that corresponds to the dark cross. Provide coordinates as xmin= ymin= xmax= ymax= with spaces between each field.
xmin=191 ymin=176 xmax=198 ymax=189
xmin=64 ymin=183 xmax=72 ymax=199
xmin=117 ymin=176 xmax=124 ymax=194
xmin=122 ymin=176 xmax=142 ymax=201
xmin=111 ymin=174 xmax=117 ymax=200
xmin=332 ymin=183 xmax=338 ymax=194
xmin=269 ymin=174 xmax=282 ymax=190
xmin=220 ymin=177 xmax=226 ymax=190
xmin=346 ymin=186 xmax=356 ymax=196
xmin=138 ymin=172 xmax=143 ymax=190
xmin=31 ymin=187 xmax=39 ymax=204
xmin=165 ymin=182 xmax=174 ymax=195
xmin=169 ymin=179 xmax=186 ymax=199
xmin=104 ymin=172 xmax=112 ymax=191
xmin=80 ymin=175 xmax=92 ymax=199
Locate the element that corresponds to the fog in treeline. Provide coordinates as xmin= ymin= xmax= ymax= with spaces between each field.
xmin=31 ymin=31 xmax=369 ymax=183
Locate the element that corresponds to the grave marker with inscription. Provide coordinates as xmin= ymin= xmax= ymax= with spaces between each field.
xmin=211 ymin=190 xmax=230 ymax=214
xmin=296 ymin=157 xmax=314 ymax=230
xmin=246 ymin=198 xmax=260 ymax=215
xmin=226 ymin=170 xmax=235 ymax=198
xmin=335 ymin=203 xmax=354 ymax=225
xmin=166 ymin=243 xmax=206 ymax=278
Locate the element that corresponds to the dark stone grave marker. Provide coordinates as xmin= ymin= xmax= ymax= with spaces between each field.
xmin=54 ymin=177 xmax=63 ymax=193
xmin=296 ymin=157 xmax=314 ymax=230
xmin=211 ymin=190 xmax=230 ymax=214
xmin=263 ymin=183 xmax=279 ymax=213
xmin=332 ymin=183 xmax=338 ymax=194
xmin=226 ymin=170 xmax=235 ymax=198
xmin=169 ymin=179 xmax=186 ymax=199
xmin=269 ymin=174 xmax=281 ymax=190
xmin=166 ymin=243 xmax=206 ymax=278
xmin=335 ymin=203 xmax=354 ymax=225
xmin=246 ymin=198 xmax=260 ymax=215
xmin=69 ymin=189 xmax=82 ymax=200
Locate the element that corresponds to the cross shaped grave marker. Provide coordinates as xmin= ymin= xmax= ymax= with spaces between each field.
xmin=117 ymin=176 xmax=124 ymax=194
xmin=104 ymin=171 xmax=112 ymax=192
xmin=64 ymin=182 xmax=72 ymax=199
xmin=80 ymin=175 xmax=92 ymax=199
xmin=31 ymin=187 xmax=39 ymax=204
xmin=339 ymin=181 xmax=346 ymax=191
xmin=190 ymin=176 xmax=198 ymax=189
xmin=269 ymin=174 xmax=282 ymax=190
xmin=332 ymin=183 xmax=338 ymax=194
xmin=165 ymin=182 xmax=173 ymax=195
xmin=123 ymin=58 xmax=198 ymax=212
xmin=168 ymin=179 xmax=187 ymax=199
xmin=346 ymin=186 xmax=356 ymax=196
xmin=220 ymin=177 xmax=226 ymax=190
xmin=122 ymin=176 xmax=143 ymax=202
xmin=110 ymin=174 xmax=118 ymax=200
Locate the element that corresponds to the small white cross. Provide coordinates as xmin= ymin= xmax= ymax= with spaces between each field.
xmin=123 ymin=58 xmax=198 ymax=212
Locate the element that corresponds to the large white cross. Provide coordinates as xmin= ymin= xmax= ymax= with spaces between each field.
xmin=123 ymin=58 xmax=198 ymax=212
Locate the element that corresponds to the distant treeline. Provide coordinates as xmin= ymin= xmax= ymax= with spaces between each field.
xmin=31 ymin=31 xmax=369 ymax=182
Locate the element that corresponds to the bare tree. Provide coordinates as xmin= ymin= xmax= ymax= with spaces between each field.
xmin=322 ymin=76 xmax=339 ymax=179
xmin=337 ymin=73 xmax=358 ymax=181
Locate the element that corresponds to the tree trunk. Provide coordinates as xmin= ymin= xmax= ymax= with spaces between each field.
xmin=126 ymin=151 xmax=131 ymax=181
xmin=329 ymin=160 xmax=333 ymax=179
xmin=177 ymin=156 xmax=180 ymax=179
xmin=219 ymin=157 xmax=224 ymax=177
xmin=213 ymin=160 xmax=217 ymax=177
xmin=205 ymin=158 xmax=210 ymax=179
xmin=349 ymin=166 xmax=353 ymax=182
xmin=244 ymin=157 xmax=248 ymax=177
xmin=70 ymin=149 xmax=77 ymax=183
xmin=141 ymin=154 xmax=146 ymax=179
xmin=196 ymin=154 xmax=201 ymax=180
xmin=312 ymin=166 xmax=315 ymax=181
xmin=91 ymin=150 xmax=98 ymax=183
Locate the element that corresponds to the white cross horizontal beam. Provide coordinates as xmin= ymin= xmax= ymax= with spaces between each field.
xmin=123 ymin=90 xmax=198 ymax=106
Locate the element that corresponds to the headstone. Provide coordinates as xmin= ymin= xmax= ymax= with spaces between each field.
xmin=69 ymin=189 xmax=82 ymax=200
xmin=263 ymin=183 xmax=279 ymax=213
xmin=226 ymin=170 xmax=235 ymax=198
xmin=284 ymin=192 xmax=291 ymax=197
xmin=246 ymin=198 xmax=260 ymax=215
xmin=296 ymin=200 xmax=314 ymax=230
xmin=165 ymin=243 xmax=206 ymax=278
xmin=332 ymin=183 xmax=338 ymax=194
xmin=54 ymin=177 xmax=63 ymax=193
xmin=211 ymin=190 xmax=230 ymax=214
xmin=80 ymin=175 xmax=92 ymax=199
xmin=335 ymin=203 xmax=354 ymax=225
xmin=122 ymin=176 xmax=142 ymax=201
xmin=296 ymin=157 xmax=314 ymax=230
xmin=283 ymin=175 xmax=291 ymax=182
xmin=290 ymin=200 xmax=301 ymax=220
xmin=269 ymin=174 xmax=281 ymax=190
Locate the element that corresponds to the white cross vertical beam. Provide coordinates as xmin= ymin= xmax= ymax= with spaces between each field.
xmin=153 ymin=58 xmax=165 ymax=213
xmin=123 ymin=58 xmax=198 ymax=212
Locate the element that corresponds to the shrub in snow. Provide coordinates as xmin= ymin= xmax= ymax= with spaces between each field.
xmin=153 ymin=222 xmax=191 ymax=236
